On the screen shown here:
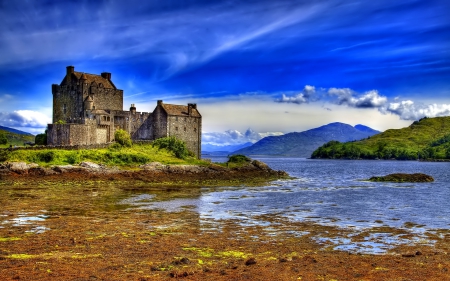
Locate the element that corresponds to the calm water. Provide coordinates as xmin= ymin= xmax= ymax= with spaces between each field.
xmin=124 ymin=158 xmax=450 ymax=253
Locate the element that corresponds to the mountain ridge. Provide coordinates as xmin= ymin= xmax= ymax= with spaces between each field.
xmin=233 ymin=122 xmax=380 ymax=157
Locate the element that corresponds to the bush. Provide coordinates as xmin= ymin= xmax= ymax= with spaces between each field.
xmin=37 ymin=151 xmax=55 ymax=163
xmin=152 ymin=137 xmax=193 ymax=159
xmin=227 ymin=154 xmax=251 ymax=164
xmin=114 ymin=129 xmax=132 ymax=147
xmin=35 ymin=133 xmax=47 ymax=145
xmin=0 ymin=131 xmax=7 ymax=145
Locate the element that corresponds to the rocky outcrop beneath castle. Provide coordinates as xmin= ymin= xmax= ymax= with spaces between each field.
xmin=0 ymin=161 xmax=289 ymax=184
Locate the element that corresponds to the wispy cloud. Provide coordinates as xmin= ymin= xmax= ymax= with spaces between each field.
xmin=328 ymin=88 xmax=388 ymax=108
xmin=0 ymin=110 xmax=51 ymax=129
xmin=0 ymin=1 xmax=326 ymax=80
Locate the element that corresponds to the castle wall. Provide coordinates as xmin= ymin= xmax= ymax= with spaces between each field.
xmin=52 ymin=84 xmax=84 ymax=123
xmin=151 ymin=105 xmax=168 ymax=139
xmin=89 ymin=87 xmax=123 ymax=111
xmin=131 ymin=113 xmax=153 ymax=140
xmin=167 ymin=115 xmax=202 ymax=158
xmin=47 ymin=122 xmax=105 ymax=146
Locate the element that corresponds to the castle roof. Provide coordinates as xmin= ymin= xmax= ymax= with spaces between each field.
xmin=74 ymin=72 xmax=115 ymax=89
xmin=62 ymin=72 xmax=116 ymax=89
xmin=161 ymin=103 xmax=201 ymax=118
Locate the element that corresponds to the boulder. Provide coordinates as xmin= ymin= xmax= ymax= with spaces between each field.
xmin=252 ymin=160 xmax=270 ymax=170
xmin=7 ymin=162 xmax=29 ymax=174
xmin=80 ymin=161 xmax=101 ymax=169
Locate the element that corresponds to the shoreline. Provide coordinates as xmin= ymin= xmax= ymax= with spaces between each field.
xmin=0 ymin=160 xmax=290 ymax=186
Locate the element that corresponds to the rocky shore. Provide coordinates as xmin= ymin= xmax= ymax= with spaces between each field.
xmin=0 ymin=160 xmax=289 ymax=185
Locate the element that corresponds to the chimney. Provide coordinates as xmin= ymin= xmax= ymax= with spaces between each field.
xmin=157 ymin=100 xmax=163 ymax=106
xmin=130 ymin=104 xmax=136 ymax=114
xmin=66 ymin=66 xmax=74 ymax=83
xmin=188 ymin=103 xmax=197 ymax=115
xmin=101 ymin=72 xmax=111 ymax=80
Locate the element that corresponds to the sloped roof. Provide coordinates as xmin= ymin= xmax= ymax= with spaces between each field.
xmin=161 ymin=103 xmax=201 ymax=117
xmin=90 ymin=109 xmax=110 ymax=115
xmin=74 ymin=72 xmax=115 ymax=89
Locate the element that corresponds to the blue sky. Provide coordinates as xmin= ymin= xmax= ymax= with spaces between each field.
xmin=0 ymin=0 xmax=449 ymax=145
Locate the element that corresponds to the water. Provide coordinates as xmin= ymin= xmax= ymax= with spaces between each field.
xmin=122 ymin=158 xmax=450 ymax=253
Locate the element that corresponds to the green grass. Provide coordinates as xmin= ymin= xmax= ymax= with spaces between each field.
xmin=0 ymin=129 xmax=35 ymax=148
xmin=312 ymin=116 xmax=450 ymax=160
xmin=2 ymin=143 xmax=209 ymax=167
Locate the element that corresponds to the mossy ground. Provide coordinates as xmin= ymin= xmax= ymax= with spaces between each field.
xmin=1 ymin=180 xmax=450 ymax=280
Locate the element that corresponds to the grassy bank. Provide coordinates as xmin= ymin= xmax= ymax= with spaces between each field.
xmin=312 ymin=116 xmax=450 ymax=160
xmin=1 ymin=142 xmax=209 ymax=167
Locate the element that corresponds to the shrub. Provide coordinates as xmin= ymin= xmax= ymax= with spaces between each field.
xmin=227 ymin=154 xmax=251 ymax=164
xmin=37 ymin=151 xmax=55 ymax=163
xmin=35 ymin=133 xmax=47 ymax=145
xmin=0 ymin=131 xmax=7 ymax=145
xmin=114 ymin=129 xmax=132 ymax=147
xmin=152 ymin=137 xmax=193 ymax=159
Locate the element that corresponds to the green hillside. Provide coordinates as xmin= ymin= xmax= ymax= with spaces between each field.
xmin=311 ymin=116 xmax=450 ymax=160
xmin=0 ymin=129 xmax=35 ymax=148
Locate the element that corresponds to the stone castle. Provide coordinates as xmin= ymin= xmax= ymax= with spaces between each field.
xmin=47 ymin=66 xmax=202 ymax=157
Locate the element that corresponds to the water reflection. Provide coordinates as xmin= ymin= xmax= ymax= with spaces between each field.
xmin=117 ymin=158 xmax=450 ymax=254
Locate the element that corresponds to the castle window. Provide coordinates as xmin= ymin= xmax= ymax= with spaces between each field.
xmin=194 ymin=128 xmax=197 ymax=133
xmin=175 ymin=127 xmax=178 ymax=131
xmin=184 ymin=127 xmax=186 ymax=132
xmin=176 ymin=117 xmax=178 ymax=121
xmin=63 ymin=104 xmax=67 ymax=114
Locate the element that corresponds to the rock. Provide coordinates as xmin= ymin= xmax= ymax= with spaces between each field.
xmin=245 ymin=257 xmax=256 ymax=266
xmin=52 ymin=165 xmax=76 ymax=173
xmin=208 ymin=163 xmax=227 ymax=171
xmin=140 ymin=162 xmax=166 ymax=171
xmin=7 ymin=162 xmax=29 ymax=174
xmin=252 ymin=160 xmax=270 ymax=170
xmin=80 ymin=161 xmax=101 ymax=169
xmin=369 ymin=173 xmax=434 ymax=182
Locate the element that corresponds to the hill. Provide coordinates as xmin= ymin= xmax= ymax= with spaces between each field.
xmin=233 ymin=123 xmax=380 ymax=157
xmin=311 ymin=116 xmax=450 ymax=160
xmin=0 ymin=126 xmax=35 ymax=148
xmin=0 ymin=126 xmax=34 ymax=136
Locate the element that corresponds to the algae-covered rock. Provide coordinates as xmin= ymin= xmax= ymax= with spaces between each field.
xmin=369 ymin=173 xmax=434 ymax=182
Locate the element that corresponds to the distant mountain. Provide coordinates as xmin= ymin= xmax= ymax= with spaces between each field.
xmin=232 ymin=122 xmax=380 ymax=157
xmin=202 ymin=142 xmax=253 ymax=155
xmin=312 ymin=116 xmax=450 ymax=160
xmin=0 ymin=126 xmax=34 ymax=136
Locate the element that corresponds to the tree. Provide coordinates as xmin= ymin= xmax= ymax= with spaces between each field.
xmin=0 ymin=131 xmax=7 ymax=145
xmin=35 ymin=133 xmax=47 ymax=145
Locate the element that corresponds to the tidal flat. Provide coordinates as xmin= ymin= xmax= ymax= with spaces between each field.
xmin=1 ymin=176 xmax=450 ymax=281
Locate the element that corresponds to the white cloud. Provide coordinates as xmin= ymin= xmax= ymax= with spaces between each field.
xmin=203 ymin=129 xmax=283 ymax=146
xmin=276 ymin=85 xmax=317 ymax=104
xmin=383 ymin=100 xmax=450 ymax=120
xmin=328 ymin=88 xmax=388 ymax=108
xmin=0 ymin=110 xmax=51 ymax=129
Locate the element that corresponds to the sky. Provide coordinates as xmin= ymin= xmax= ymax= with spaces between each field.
xmin=0 ymin=0 xmax=449 ymax=146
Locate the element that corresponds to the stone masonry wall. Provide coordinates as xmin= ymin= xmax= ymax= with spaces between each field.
xmin=167 ymin=115 xmax=201 ymax=158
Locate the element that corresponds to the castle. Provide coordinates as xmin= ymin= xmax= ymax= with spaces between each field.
xmin=47 ymin=66 xmax=202 ymax=158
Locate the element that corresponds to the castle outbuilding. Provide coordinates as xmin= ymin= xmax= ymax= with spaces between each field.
xmin=47 ymin=66 xmax=202 ymax=158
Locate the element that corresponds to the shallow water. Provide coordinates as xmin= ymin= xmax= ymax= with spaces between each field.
xmin=122 ymin=158 xmax=450 ymax=253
